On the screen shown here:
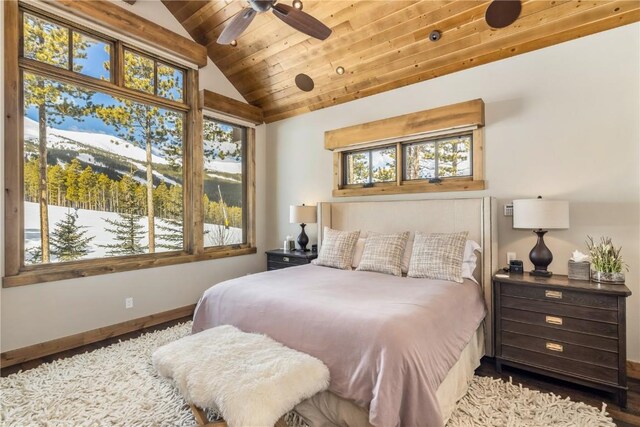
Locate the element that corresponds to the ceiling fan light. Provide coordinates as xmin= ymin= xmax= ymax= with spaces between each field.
xmin=335 ymin=66 xmax=345 ymax=75
xmin=230 ymin=39 xmax=238 ymax=47
xmin=292 ymin=0 xmax=303 ymax=10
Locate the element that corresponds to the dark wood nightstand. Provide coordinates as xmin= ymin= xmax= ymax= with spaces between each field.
xmin=265 ymin=249 xmax=318 ymax=271
xmin=493 ymin=273 xmax=632 ymax=407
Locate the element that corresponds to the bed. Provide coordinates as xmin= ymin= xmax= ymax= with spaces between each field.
xmin=193 ymin=197 xmax=498 ymax=427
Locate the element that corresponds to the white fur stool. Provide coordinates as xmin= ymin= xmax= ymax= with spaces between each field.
xmin=153 ymin=325 xmax=330 ymax=427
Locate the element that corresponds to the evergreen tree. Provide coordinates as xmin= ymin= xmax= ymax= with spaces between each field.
xmin=23 ymin=14 xmax=92 ymax=262
xmin=99 ymin=175 xmax=147 ymax=256
xmin=25 ymin=246 xmax=43 ymax=265
xmin=95 ymin=54 xmax=183 ymax=254
xmin=50 ymin=209 xmax=94 ymax=261
xmin=65 ymin=158 xmax=82 ymax=207
xmin=156 ymin=185 xmax=183 ymax=251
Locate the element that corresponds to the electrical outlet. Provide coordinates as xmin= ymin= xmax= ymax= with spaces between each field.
xmin=507 ymin=252 xmax=517 ymax=264
xmin=125 ymin=297 xmax=134 ymax=309
xmin=504 ymin=203 xmax=513 ymax=217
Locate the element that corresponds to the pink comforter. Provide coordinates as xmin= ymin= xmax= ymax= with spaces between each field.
xmin=192 ymin=264 xmax=486 ymax=427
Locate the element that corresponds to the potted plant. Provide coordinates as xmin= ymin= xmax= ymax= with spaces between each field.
xmin=586 ymin=236 xmax=628 ymax=284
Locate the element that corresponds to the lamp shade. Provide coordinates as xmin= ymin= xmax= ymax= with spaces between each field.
xmin=513 ymin=199 xmax=569 ymax=230
xmin=290 ymin=205 xmax=317 ymax=224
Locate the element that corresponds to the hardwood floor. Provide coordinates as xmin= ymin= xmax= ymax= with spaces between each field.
xmin=477 ymin=358 xmax=640 ymax=427
xmin=2 ymin=319 xmax=639 ymax=426
xmin=0 ymin=316 xmax=191 ymax=377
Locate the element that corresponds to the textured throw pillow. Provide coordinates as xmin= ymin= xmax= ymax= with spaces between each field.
xmin=408 ymin=231 xmax=469 ymax=283
xmin=356 ymin=232 xmax=410 ymax=277
xmin=315 ymin=227 xmax=360 ymax=270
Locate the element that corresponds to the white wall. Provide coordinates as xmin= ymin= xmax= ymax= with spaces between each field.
xmin=0 ymin=1 xmax=267 ymax=351
xmin=266 ymin=24 xmax=640 ymax=361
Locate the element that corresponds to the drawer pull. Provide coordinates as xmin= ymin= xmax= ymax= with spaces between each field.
xmin=545 ymin=290 xmax=562 ymax=299
xmin=545 ymin=316 xmax=563 ymax=326
xmin=546 ymin=342 xmax=564 ymax=352
xmin=282 ymin=257 xmax=290 ymax=262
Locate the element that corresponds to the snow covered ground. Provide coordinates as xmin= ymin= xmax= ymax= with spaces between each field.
xmin=24 ymin=202 xmax=242 ymax=263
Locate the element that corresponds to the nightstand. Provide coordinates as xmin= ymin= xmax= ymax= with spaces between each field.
xmin=265 ymin=249 xmax=318 ymax=271
xmin=494 ymin=273 xmax=632 ymax=407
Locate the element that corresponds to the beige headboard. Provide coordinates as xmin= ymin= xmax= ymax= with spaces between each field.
xmin=317 ymin=197 xmax=498 ymax=357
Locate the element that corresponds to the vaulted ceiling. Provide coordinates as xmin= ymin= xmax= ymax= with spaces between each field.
xmin=162 ymin=0 xmax=640 ymax=123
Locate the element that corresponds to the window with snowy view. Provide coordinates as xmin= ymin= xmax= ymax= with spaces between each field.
xmin=203 ymin=117 xmax=246 ymax=248
xmin=22 ymin=11 xmax=186 ymax=265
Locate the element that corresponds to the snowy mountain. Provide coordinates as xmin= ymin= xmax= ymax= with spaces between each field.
xmin=23 ymin=116 xmax=242 ymax=176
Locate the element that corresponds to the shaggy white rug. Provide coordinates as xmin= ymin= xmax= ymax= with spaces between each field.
xmin=0 ymin=322 xmax=616 ymax=427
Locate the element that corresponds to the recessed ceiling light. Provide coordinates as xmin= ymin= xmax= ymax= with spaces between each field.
xmin=230 ymin=39 xmax=238 ymax=47
xmin=335 ymin=66 xmax=345 ymax=75
xmin=292 ymin=0 xmax=303 ymax=10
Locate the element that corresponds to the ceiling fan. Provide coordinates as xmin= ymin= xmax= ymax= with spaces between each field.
xmin=217 ymin=0 xmax=332 ymax=45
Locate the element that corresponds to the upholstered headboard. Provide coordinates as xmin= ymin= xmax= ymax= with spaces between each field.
xmin=317 ymin=197 xmax=498 ymax=356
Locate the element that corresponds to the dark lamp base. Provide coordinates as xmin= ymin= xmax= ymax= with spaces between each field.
xmin=530 ymin=270 xmax=553 ymax=277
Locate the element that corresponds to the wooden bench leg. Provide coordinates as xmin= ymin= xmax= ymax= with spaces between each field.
xmin=190 ymin=404 xmax=288 ymax=427
xmin=189 ymin=404 xmax=227 ymax=427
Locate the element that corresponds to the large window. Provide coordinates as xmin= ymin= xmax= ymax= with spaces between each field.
xmin=4 ymin=5 xmax=257 ymax=286
xmin=21 ymin=11 xmax=185 ymax=266
xmin=203 ymin=117 xmax=246 ymax=248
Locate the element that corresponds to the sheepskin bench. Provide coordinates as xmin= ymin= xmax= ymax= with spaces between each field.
xmin=152 ymin=325 xmax=330 ymax=427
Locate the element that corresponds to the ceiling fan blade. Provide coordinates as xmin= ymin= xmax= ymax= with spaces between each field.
xmin=272 ymin=3 xmax=332 ymax=41
xmin=217 ymin=8 xmax=257 ymax=45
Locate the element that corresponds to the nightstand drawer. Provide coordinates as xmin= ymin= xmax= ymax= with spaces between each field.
xmin=267 ymin=255 xmax=309 ymax=266
xmin=501 ymin=283 xmax=617 ymax=309
xmin=501 ymin=296 xmax=618 ymax=323
xmin=501 ymin=319 xmax=618 ymax=352
xmin=501 ymin=345 xmax=618 ymax=384
xmin=501 ymin=308 xmax=618 ymax=338
xmin=502 ymin=331 xmax=618 ymax=368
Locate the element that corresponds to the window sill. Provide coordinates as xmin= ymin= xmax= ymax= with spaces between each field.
xmin=333 ymin=179 xmax=485 ymax=197
xmin=2 ymin=246 xmax=257 ymax=288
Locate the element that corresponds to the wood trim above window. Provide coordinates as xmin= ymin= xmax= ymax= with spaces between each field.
xmin=37 ymin=0 xmax=208 ymax=68
xmin=327 ymin=100 xmax=486 ymax=197
xmin=324 ymin=98 xmax=484 ymax=151
xmin=200 ymin=90 xmax=264 ymax=125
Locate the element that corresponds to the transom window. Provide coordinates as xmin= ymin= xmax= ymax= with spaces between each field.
xmin=328 ymin=100 xmax=485 ymax=198
xmin=343 ymin=146 xmax=396 ymax=185
xmin=404 ymin=134 xmax=472 ymax=180
xmin=341 ymin=133 xmax=472 ymax=188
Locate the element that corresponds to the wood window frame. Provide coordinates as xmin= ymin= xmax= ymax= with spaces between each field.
xmin=327 ymin=99 xmax=486 ymax=197
xmin=3 ymin=2 xmax=259 ymax=287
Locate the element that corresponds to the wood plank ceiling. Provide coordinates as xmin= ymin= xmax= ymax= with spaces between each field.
xmin=162 ymin=0 xmax=640 ymax=123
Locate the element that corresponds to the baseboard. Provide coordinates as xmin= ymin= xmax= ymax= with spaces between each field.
xmin=0 ymin=304 xmax=195 ymax=369
xmin=628 ymin=360 xmax=640 ymax=380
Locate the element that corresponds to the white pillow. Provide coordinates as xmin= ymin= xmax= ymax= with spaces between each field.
xmin=462 ymin=240 xmax=482 ymax=283
xmin=351 ymin=237 xmax=366 ymax=268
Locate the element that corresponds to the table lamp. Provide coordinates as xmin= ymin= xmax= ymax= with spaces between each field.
xmin=290 ymin=204 xmax=317 ymax=252
xmin=513 ymin=196 xmax=569 ymax=277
